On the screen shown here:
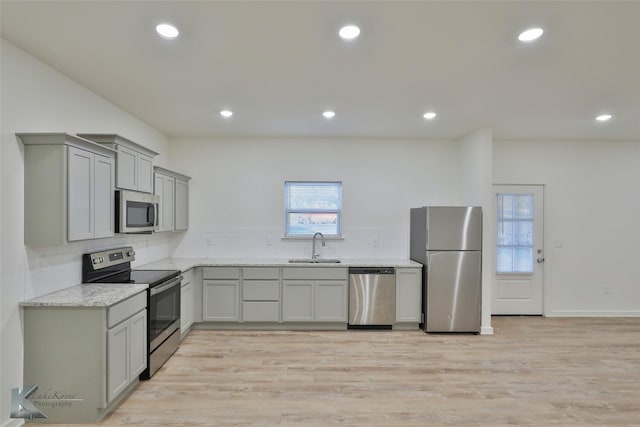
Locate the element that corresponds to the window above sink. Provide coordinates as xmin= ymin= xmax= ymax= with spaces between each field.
xmin=284 ymin=181 xmax=342 ymax=238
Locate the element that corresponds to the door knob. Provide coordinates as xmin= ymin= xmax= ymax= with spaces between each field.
xmin=537 ymin=257 xmax=545 ymax=263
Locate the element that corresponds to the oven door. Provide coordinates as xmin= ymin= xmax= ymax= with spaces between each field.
xmin=149 ymin=275 xmax=182 ymax=351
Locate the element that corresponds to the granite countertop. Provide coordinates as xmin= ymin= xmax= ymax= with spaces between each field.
xmin=20 ymin=283 xmax=148 ymax=307
xmin=138 ymin=257 xmax=423 ymax=272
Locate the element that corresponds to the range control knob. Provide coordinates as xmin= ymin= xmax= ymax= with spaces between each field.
xmin=127 ymin=251 xmax=135 ymax=257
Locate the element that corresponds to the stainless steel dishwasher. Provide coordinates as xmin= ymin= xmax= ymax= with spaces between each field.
xmin=348 ymin=267 xmax=395 ymax=329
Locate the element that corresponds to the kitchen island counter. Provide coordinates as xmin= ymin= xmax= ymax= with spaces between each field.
xmin=20 ymin=283 xmax=148 ymax=307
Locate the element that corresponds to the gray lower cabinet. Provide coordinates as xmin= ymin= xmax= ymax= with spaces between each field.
xmin=282 ymin=268 xmax=348 ymax=322
xmin=22 ymin=292 xmax=147 ymax=423
xmin=242 ymin=267 xmax=281 ymax=322
xmin=180 ymin=268 xmax=195 ymax=336
xmin=202 ymin=267 xmax=241 ymax=321
xmin=395 ymin=267 xmax=422 ymax=323
xmin=199 ymin=266 xmax=347 ymax=324
xmin=107 ymin=307 xmax=147 ymax=402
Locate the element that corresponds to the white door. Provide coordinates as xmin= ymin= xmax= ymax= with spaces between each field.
xmin=493 ymin=185 xmax=545 ymax=315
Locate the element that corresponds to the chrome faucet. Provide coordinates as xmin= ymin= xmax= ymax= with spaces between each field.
xmin=312 ymin=232 xmax=325 ymax=260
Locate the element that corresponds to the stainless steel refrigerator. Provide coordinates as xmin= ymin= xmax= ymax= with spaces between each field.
xmin=410 ymin=206 xmax=482 ymax=333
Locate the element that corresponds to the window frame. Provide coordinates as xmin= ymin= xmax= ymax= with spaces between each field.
xmin=284 ymin=181 xmax=343 ymax=238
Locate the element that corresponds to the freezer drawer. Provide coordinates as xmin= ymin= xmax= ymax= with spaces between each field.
xmin=425 ymin=251 xmax=481 ymax=333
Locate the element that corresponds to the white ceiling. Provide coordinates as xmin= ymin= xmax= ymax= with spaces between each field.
xmin=2 ymin=0 xmax=639 ymax=141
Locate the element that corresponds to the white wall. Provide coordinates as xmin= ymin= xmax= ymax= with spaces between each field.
xmin=494 ymin=139 xmax=640 ymax=316
xmin=168 ymin=136 xmax=466 ymax=260
xmin=0 ymin=39 xmax=171 ymax=426
xmin=459 ymin=129 xmax=494 ymax=334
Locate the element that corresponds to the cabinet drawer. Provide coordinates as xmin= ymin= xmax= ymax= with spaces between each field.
xmin=243 ymin=281 xmax=280 ymax=301
xmin=203 ymin=267 xmax=240 ymax=280
xmin=242 ymin=267 xmax=279 ymax=280
xmin=108 ymin=292 xmax=146 ymax=328
xmin=242 ymin=301 xmax=279 ymax=322
xmin=282 ymin=267 xmax=348 ymax=281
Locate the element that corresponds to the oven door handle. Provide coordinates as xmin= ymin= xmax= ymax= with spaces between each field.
xmin=150 ymin=275 xmax=183 ymax=296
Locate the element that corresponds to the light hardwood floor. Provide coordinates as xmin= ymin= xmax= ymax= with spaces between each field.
xmin=64 ymin=317 xmax=640 ymax=426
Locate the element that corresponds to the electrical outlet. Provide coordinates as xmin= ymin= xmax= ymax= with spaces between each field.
xmin=372 ymin=237 xmax=380 ymax=247
xmin=206 ymin=237 xmax=214 ymax=246
xmin=603 ymin=285 xmax=612 ymax=295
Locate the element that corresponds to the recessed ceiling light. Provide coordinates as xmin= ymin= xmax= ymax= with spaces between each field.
xmin=220 ymin=110 xmax=233 ymax=118
xmin=156 ymin=23 xmax=179 ymax=39
xmin=423 ymin=112 xmax=437 ymax=120
xmin=518 ymin=27 xmax=544 ymax=42
xmin=339 ymin=25 xmax=360 ymax=40
xmin=323 ymin=111 xmax=336 ymax=119
xmin=595 ymin=114 xmax=613 ymax=122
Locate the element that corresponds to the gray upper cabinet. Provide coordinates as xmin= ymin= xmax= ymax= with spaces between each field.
xmin=20 ymin=133 xmax=116 ymax=246
xmin=174 ymin=178 xmax=189 ymax=231
xmin=154 ymin=166 xmax=191 ymax=232
xmin=77 ymin=134 xmax=158 ymax=193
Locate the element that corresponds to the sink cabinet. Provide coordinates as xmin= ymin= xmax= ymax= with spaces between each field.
xmin=282 ymin=267 xmax=348 ymax=322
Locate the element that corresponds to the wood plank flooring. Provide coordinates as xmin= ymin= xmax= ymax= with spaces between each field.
xmin=61 ymin=317 xmax=640 ymax=426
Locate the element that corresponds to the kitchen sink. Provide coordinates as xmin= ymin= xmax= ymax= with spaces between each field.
xmin=288 ymin=258 xmax=342 ymax=264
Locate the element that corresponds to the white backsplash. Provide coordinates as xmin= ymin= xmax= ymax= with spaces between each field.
xmin=24 ymin=233 xmax=172 ymax=300
xmin=170 ymin=227 xmax=409 ymax=260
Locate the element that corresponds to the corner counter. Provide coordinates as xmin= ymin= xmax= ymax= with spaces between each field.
xmin=138 ymin=257 xmax=423 ymax=333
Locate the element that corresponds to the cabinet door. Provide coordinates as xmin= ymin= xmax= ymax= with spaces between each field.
xmin=282 ymin=281 xmax=314 ymax=321
xmin=315 ymin=281 xmax=347 ymax=322
xmin=164 ymin=176 xmax=175 ymax=231
xmin=203 ymin=280 xmax=240 ymax=321
xmin=129 ymin=310 xmax=147 ymax=378
xmin=94 ymin=153 xmax=115 ymax=239
xmin=67 ymin=146 xmax=94 ymax=241
xmin=154 ymin=174 xmax=165 ymax=230
xmin=116 ymin=146 xmax=137 ymax=190
xmin=174 ymin=179 xmax=189 ymax=231
xmin=137 ymin=153 xmax=154 ymax=193
xmin=180 ymin=281 xmax=194 ymax=334
xmin=107 ymin=321 xmax=129 ymax=403
xmin=396 ymin=268 xmax=422 ymax=323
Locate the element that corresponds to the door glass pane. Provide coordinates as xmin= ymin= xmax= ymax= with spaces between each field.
xmin=497 ymin=221 xmax=513 ymax=246
xmin=515 ymin=221 xmax=533 ymax=245
xmin=496 ymin=248 xmax=513 ymax=273
xmin=496 ymin=193 xmax=534 ymax=273
xmin=514 ymin=248 xmax=533 ymax=272
xmin=515 ymin=195 xmax=534 ymax=219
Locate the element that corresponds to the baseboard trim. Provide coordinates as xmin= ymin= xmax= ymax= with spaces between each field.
xmin=2 ymin=418 xmax=25 ymax=427
xmin=480 ymin=326 xmax=494 ymax=335
xmin=547 ymin=311 xmax=640 ymax=317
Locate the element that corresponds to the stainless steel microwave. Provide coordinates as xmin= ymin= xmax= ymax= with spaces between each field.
xmin=115 ymin=190 xmax=159 ymax=233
